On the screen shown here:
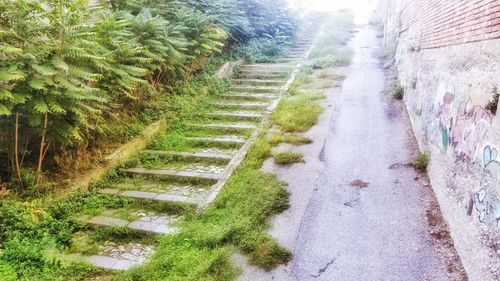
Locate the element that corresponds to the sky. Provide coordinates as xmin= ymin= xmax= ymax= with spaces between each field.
xmin=287 ymin=0 xmax=379 ymax=24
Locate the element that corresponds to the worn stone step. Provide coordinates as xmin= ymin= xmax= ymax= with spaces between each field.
xmin=191 ymin=123 xmax=257 ymax=131
xmin=85 ymin=243 xmax=154 ymax=270
xmin=220 ymin=93 xmax=277 ymax=100
xmin=229 ymin=85 xmax=282 ymax=93
xmin=233 ymin=79 xmax=284 ymax=86
xmin=77 ymin=210 xmax=180 ymax=235
xmin=240 ymin=65 xmax=294 ymax=71
xmin=126 ymin=167 xmax=222 ymax=182
xmin=214 ymin=101 xmax=271 ymax=110
xmin=271 ymin=58 xmax=300 ymax=63
xmin=99 ymin=188 xmax=206 ymax=205
xmin=141 ymin=149 xmax=233 ymax=162
xmin=239 ymin=73 xmax=288 ymax=79
xmin=186 ymin=136 xmax=246 ymax=146
xmin=206 ymin=111 xmax=263 ymax=120
xmin=240 ymin=68 xmax=290 ymax=74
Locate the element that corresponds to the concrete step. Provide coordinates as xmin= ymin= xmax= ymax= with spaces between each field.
xmin=229 ymin=86 xmax=281 ymax=93
xmin=186 ymin=136 xmax=246 ymax=146
xmin=99 ymin=188 xmax=206 ymax=205
xmin=214 ymin=101 xmax=271 ymax=110
xmin=85 ymin=243 xmax=154 ymax=270
xmin=76 ymin=210 xmax=180 ymax=235
xmin=219 ymin=93 xmax=277 ymax=100
xmin=239 ymin=73 xmax=288 ymax=79
xmin=126 ymin=167 xmax=222 ymax=182
xmin=240 ymin=65 xmax=294 ymax=71
xmin=191 ymin=123 xmax=257 ymax=131
xmin=239 ymin=68 xmax=291 ymax=74
xmin=271 ymin=58 xmax=300 ymax=63
xmin=141 ymin=149 xmax=233 ymax=162
xmin=233 ymin=79 xmax=284 ymax=86
xmin=206 ymin=111 xmax=263 ymax=120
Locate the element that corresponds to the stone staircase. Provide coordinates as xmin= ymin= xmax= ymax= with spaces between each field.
xmin=75 ymin=23 xmax=321 ymax=271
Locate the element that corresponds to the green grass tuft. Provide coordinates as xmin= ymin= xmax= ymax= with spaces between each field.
xmin=271 ymin=95 xmax=323 ymax=132
xmin=273 ymin=151 xmax=304 ymax=165
xmin=393 ymin=85 xmax=404 ymax=100
xmin=411 ymin=153 xmax=429 ymax=173
xmin=283 ymin=134 xmax=313 ymax=145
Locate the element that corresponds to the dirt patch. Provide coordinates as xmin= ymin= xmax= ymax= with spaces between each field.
xmin=350 ymin=180 xmax=369 ymax=189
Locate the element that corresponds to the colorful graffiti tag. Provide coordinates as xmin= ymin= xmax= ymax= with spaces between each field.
xmin=416 ymin=79 xmax=495 ymax=162
xmin=483 ymin=145 xmax=498 ymax=168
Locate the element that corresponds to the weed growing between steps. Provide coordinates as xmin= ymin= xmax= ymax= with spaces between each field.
xmin=117 ymin=132 xmax=290 ymax=280
xmin=273 ymin=151 xmax=305 ymax=165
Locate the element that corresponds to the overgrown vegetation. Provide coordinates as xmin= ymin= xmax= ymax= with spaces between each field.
xmin=0 ymin=0 xmax=298 ymax=280
xmin=0 ymin=0 xmax=296 ymax=191
xmin=271 ymin=95 xmax=323 ymax=132
xmin=273 ymin=151 xmax=304 ymax=165
xmin=0 ymin=7 xmax=355 ymax=281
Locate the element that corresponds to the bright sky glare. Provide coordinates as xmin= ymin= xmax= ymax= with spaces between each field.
xmin=287 ymin=0 xmax=379 ymax=24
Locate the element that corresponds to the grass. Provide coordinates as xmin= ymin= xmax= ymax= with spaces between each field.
xmin=0 ymin=11 xmax=353 ymax=281
xmin=273 ymin=151 xmax=304 ymax=165
xmin=116 ymin=131 xmax=291 ymax=280
xmin=411 ymin=153 xmax=429 ymax=173
xmin=283 ymin=134 xmax=312 ymax=145
xmin=271 ymin=94 xmax=323 ymax=132
xmin=393 ymin=85 xmax=404 ymax=100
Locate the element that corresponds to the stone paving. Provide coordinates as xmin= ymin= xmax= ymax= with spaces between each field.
xmin=78 ymin=209 xmax=180 ymax=235
xmin=76 ymin=25 xmax=317 ymax=271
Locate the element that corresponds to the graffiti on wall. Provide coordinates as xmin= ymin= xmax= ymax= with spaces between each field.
xmin=415 ymin=79 xmax=495 ymax=162
xmin=483 ymin=145 xmax=499 ymax=168
xmin=412 ymin=78 xmax=500 ymax=226
xmin=472 ymin=188 xmax=500 ymax=227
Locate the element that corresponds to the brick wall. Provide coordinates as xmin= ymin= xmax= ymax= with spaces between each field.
xmin=401 ymin=0 xmax=500 ymax=49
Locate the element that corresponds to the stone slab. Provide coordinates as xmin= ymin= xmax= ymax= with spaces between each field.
xmin=214 ymin=102 xmax=270 ymax=109
xmin=127 ymin=221 xmax=178 ymax=234
xmin=220 ymin=93 xmax=277 ymax=100
xmin=127 ymin=168 xmax=222 ymax=181
xmin=186 ymin=136 xmax=246 ymax=145
xmin=122 ymin=190 xmax=158 ymax=199
xmin=88 ymin=216 xmax=128 ymax=227
xmin=206 ymin=111 xmax=263 ymax=119
xmin=142 ymin=150 xmax=232 ymax=161
xmin=195 ymin=123 xmax=256 ymax=130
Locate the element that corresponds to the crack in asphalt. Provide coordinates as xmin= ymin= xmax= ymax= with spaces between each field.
xmin=310 ymin=256 xmax=338 ymax=278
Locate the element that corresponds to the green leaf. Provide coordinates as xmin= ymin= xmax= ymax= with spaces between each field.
xmin=0 ymin=104 xmax=12 ymax=116
xmin=0 ymin=69 xmax=25 ymax=82
xmin=32 ymin=64 xmax=58 ymax=76
xmin=32 ymin=98 xmax=49 ymax=114
xmin=51 ymin=56 xmax=69 ymax=72
xmin=0 ymin=44 xmax=23 ymax=56
xmin=0 ymin=88 xmax=14 ymax=101
xmin=29 ymin=78 xmax=49 ymax=90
